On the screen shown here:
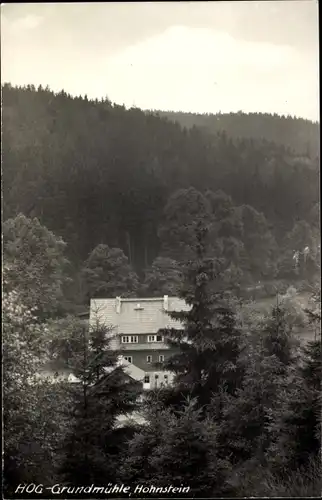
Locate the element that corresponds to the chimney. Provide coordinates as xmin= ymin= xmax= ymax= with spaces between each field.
xmin=115 ymin=296 xmax=121 ymax=314
xmin=163 ymin=295 xmax=169 ymax=311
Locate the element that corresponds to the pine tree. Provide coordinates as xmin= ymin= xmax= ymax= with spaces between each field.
xmin=121 ymin=397 xmax=232 ymax=497
xmin=119 ymin=399 xmax=170 ymax=485
xmin=218 ymin=350 xmax=290 ymax=467
xmin=262 ymin=305 xmax=296 ymax=368
xmin=268 ymin=340 xmax=321 ymax=471
xmin=157 ymin=220 xmax=245 ymax=412
xmin=60 ymin=322 xmax=142 ymax=486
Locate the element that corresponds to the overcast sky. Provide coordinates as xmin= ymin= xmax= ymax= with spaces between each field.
xmin=1 ymin=1 xmax=319 ymax=121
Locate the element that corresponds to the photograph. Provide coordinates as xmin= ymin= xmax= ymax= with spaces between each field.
xmin=2 ymin=1 xmax=321 ymax=498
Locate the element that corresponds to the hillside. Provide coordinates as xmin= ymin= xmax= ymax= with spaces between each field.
xmin=2 ymin=84 xmax=319 ymax=275
xmin=156 ymin=110 xmax=320 ymax=159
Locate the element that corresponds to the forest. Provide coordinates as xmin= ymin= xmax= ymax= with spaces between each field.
xmin=157 ymin=109 xmax=320 ymax=159
xmin=2 ymin=83 xmax=321 ymax=498
xmin=2 ymin=84 xmax=320 ymax=286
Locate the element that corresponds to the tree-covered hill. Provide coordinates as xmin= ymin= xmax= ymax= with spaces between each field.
xmin=2 ymin=84 xmax=319 ymax=276
xmin=156 ymin=110 xmax=320 ymax=159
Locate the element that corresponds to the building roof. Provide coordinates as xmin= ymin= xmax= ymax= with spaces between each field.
xmin=90 ymin=296 xmax=190 ymax=335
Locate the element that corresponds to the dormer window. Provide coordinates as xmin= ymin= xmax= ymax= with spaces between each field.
xmin=147 ymin=335 xmax=164 ymax=343
xmin=122 ymin=336 xmax=138 ymax=343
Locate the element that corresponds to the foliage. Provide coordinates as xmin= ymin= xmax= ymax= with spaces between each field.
xmin=262 ymin=305 xmax=296 ymax=367
xmin=81 ymin=244 xmax=139 ymax=299
xmin=279 ymin=286 xmax=308 ymax=329
xmin=2 ymin=84 xmax=319 ymax=275
xmin=158 ymin=221 xmax=245 ymax=411
xmin=2 ymin=83 xmax=321 ymax=497
xmin=3 ymin=276 xmax=72 ymax=493
xmin=239 ymin=204 xmax=278 ymax=280
xmin=229 ymin=456 xmax=321 ymax=497
xmin=158 ymin=109 xmax=319 ymax=158
xmin=121 ymin=398 xmax=232 ymax=497
xmin=3 ymin=213 xmax=70 ymax=316
xmin=142 ymin=256 xmax=182 ymax=297
xmin=60 ymin=321 xmax=142 ymax=486
xmin=266 ymin=341 xmax=321 ymax=473
xmin=218 ymin=350 xmax=292 ymax=466
xmin=279 ymin=220 xmax=320 ymax=281
xmin=47 ymin=315 xmax=89 ymax=371
xmin=158 ymin=187 xmax=213 ymax=262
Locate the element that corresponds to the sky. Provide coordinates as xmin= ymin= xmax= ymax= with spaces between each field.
xmin=1 ymin=1 xmax=319 ymax=121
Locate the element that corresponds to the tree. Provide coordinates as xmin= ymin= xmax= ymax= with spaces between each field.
xmin=205 ymin=189 xmax=243 ymax=241
xmin=3 ymin=214 xmax=70 ymax=317
xmin=121 ymin=398 xmax=232 ymax=497
xmin=157 ymin=221 xmax=245 ymax=412
xmin=142 ymin=257 xmax=182 ymax=297
xmin=219 ymin=304 xmax=299 ymax=467
xmin=278 ymin=286 xmax=308 ymax=330
xmin=282 ymin=220 xmax=320 ymax=281
xmin=3 ymin=281 xmax=45 ymax=489
xmin=266 ymin=340 xmax=321 ymax=472
xmin=148 ymin=399 xmax=231 ymax=497
xmin=60 ymin=321 xmax=142 ymax=486
xmin=205 ymin=190 xmax=245 ymax=289
xmin=47 ymin=315 xmax=89 ymax=371
xmin=218 ymin=351 xmax=292 ymax=467
xmin=285 ymin=220 xmax=316 ymax=254
xmin=81 ymin=244 xmax=139 ymax=299
xmin=262 ymin=305 xmax=296 ymax=368
xmin=119 ymin=400 xmax=170 ymax=485
xmin=3 ymin=269 xmax=72 ymax=493
xmin=3 ymin=85 xmax=319 ymax=277
xmin=158 ymin=187 xmax=214 ymax=262
xmin=239 ymin=205 xmax=277 ymax=281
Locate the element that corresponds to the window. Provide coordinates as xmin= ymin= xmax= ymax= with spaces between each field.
xmin=121 ymin=336 xmax=138 ymax=343
xmin=155 ymin=374 xmax=159 ymax=380
xmin=159 ymin=355 xmax=164 ymax=362
xmin=147 ymin=355 xmax=152 ymax=363
xmin=164 ymin=374 xmax=168 ymax=380
xmin=124 ymin=356 xmax=132 ymax=363
xmin=144 ymin=375 xmax=150 ymax=384
xmin=148 ymin=335 xmax=164 ymax=343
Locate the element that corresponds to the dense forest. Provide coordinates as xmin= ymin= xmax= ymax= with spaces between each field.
xmin=3 ymin=212 xmax=321 ymax=498
xmin=3 ymin=83 xmax=321 ymax=497
xmin=157 ymin=109 xmax=320 ymax=159
xmin=2 ymin=84 xmax=320 ymax=303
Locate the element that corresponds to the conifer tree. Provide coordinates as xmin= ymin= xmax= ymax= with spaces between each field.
xmin=262 ymin=305 xmax=296 ymax=368
xmin=121 ymin=398 xmax=232 ymax=497
xmin=60 ymin=322 xmax=141 ymax=486
xmin=218 ymin=351 xmax=291 ymax=467
xmin=157 ymin=220 xmax=245 ymax=412
xmin=267 ymin=340 xmax=321 ymax=471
